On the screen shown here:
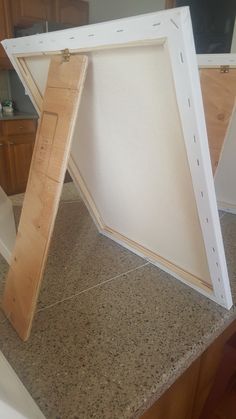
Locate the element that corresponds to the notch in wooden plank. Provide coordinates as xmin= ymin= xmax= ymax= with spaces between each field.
xmin=2 ymin=54 xmax=88 ymax=341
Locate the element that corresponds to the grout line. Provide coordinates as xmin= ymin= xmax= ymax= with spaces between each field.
xmin=37 ymin=262 xmax=150 ymax=314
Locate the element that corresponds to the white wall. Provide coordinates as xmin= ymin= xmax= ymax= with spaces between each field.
xmin=89 ymin=0 xmax=165 ymax=24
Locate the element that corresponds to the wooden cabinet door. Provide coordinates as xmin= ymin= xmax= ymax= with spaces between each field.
xmin=192 ymin=322 xmax=236 ymax=419
xmin=8 ymin=138 xmax=34 ymax=195
xmin=53 ymin=0 xmax=88 ymax=26
xmin=2 ymin=119 xmax=37 ymax=136
xmin=0 ymin=0 xmax=13 ymax=69
xmin=0 ymin=140 xmax=11 ymax=194
xmin=142 ymin=358 xmax=201 ymax=419
xmin=10 ymin=0 xmax=53 ymax=27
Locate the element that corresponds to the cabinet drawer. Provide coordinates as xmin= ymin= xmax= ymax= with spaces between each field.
xmin=2 ymin=119 xmax=37 ymax=136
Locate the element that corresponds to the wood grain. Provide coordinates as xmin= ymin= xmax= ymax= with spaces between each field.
xmin=200 ymin=69 xmax=236 ymax=174
xmin=192 ymin=322 xmax=236 ymax=419
xmin=208 ymin=387 xmax=236 ymax=419
xmin=2 ymin=54 xmax=88 ymax=340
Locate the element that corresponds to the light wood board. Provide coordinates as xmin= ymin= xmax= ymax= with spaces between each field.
xmin=2 ymin=54 xmax=88 ymax=340
xmin=200 ymin=68 xmax=236 ymax=174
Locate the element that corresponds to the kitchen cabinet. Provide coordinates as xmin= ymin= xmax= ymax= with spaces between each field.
xmin=0 ymin=0 xmax=13 ymax=69
xmin=0 ymin=118 xmax=37 ymax=195
xmin=142 ymin=358 xmax=201 ymax=419
xmin=2 ymin=119 xmax=37 ymax=136
xmin=10 ymin=0 xmax=53 ymax=27
xmin=10 ymin=0 xmax=88 ymax=27
xmin=0 ymin=0 xmax=88 ymax=68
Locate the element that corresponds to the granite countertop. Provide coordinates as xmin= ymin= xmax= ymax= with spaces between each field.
xmin=0 ymin=184 xmax=236 ymax=419
xmin=0 ymin=112 xmax=38 ymax=121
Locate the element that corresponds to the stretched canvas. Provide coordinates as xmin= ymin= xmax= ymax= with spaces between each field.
xmin=1 ymin=7 xmax=232 ymax=310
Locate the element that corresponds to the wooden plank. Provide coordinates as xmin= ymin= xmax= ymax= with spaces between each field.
xmin=200 ymin=69 xmax=236 ymax=174
xmin=2 ymin=54 xmax=88 ymax=341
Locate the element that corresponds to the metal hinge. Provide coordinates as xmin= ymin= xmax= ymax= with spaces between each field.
xmin=220 ymin=65 xmax=230 ymax=73
xmin=62 ymin=48 xmax=71 ymax=62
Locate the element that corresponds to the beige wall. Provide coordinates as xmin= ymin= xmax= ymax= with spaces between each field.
xmin=89 ymin=0 xmax=165 ymax=24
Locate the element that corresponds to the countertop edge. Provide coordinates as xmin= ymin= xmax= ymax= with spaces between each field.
xmin=133 ymin=313 xmax=236 ymax=418
xmin=0 ymin=113 xmax=38 ymax=121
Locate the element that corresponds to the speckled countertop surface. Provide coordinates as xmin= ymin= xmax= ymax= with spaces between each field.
xmin=0 ymin=112 xmax=38 ymax=121
xmin=0 ymin=184 xmax=236 ymax=419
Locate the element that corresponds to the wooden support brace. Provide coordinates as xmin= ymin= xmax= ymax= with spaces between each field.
xmin=2 ymin=54 xmax=88 ymax=341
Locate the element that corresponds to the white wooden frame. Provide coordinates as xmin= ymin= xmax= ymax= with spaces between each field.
xmin=198 ymin=53 xmax=236 ymax=68
xmin=1 ymin=7 xmax=232 ymax=309
xmin=198 ymin=53 xmax=236 ymax=214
